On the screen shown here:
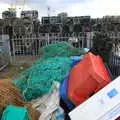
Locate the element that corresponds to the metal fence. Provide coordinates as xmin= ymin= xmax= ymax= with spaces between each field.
xmin=0 ymin=31 xmax=119 ymax=78
xmin=108 ymin=55 xmax=120 ymax=79
xmin=105 ymin=32 xmax=120 ymax=79
xmin=0 ymin=35 xmax=11 ymax=71
xmin=10 ymin=32 xmax=94 ymax=64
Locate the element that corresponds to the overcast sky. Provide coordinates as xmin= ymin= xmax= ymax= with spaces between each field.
xmin=0 ymin=0 xmax=120 ymax=19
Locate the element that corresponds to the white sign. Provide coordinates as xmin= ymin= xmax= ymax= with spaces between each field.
xmin=69 ymin=76 xmax=120 ymax=120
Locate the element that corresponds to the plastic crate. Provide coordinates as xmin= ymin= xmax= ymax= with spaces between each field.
xmin=68 ymin=52 xmax=112 ymax=106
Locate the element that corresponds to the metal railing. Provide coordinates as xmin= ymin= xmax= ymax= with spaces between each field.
xmin=0 ymin=31 xmax=119 ymax=78
xmin=10 ymin=32 xmax=93 ymax=64
xmin=0 ymin=35 xmax=11 ymax=71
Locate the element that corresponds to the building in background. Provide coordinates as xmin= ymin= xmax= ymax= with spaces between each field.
xmin=72 ymin=16 xmax=91 ymax=25
xmin=2 ymin=10 xmax=16 ymax=19
xmin=21 ymin=10 xmax=38 ymax=21
xmin=41 ymin=16 xmax=62 ymax=25
xmin=1 ymin=10 xmax=120 ymax=36
xmin=58 ymin=12 xmax=68 ymax=22
xmin=103 ymin=16 xmax=120 ymax=23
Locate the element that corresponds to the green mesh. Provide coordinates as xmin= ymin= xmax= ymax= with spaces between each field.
xmin=12 ymin=42 xmax=82 ymax=101
xmin=13 ymin=57 xmax=73 ymax=101
xmin=39 ymin=41 xmax=80 ymax=59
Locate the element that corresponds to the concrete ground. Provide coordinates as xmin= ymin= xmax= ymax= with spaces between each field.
xmin=0 ymin=55 xmax=41 ymax=80
xmin=0 ymin=63 xmax=30 ymax=80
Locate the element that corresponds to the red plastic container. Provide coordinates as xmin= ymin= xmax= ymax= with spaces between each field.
xmin=68 ymin=52 xmax=112 ymax=106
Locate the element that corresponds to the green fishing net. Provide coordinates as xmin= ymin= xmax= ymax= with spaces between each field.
xmin=39 ymin=41 xmax=80 ymax=59
xmin=12 ymin=42 xmax=82 ymax=101
xmin=13 ymin=57 xmax=73 ymax=101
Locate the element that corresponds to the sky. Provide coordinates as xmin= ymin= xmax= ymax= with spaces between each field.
xmin=0 ymin=0 xmax=120 ymax=19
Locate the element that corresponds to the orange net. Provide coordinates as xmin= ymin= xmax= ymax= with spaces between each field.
xmin=0 ymin=80 xmax=39 ymax=120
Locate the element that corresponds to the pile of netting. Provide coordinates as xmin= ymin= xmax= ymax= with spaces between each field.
xmin=0 ymin=80 xmax=39 ymax=120
xmin=13 ymin=42 xmax=82 ymax=101
xmin=39 ymin=41 xmax=80 ymax=59
xmin=13 ymin=57 xmax=73 ymax=101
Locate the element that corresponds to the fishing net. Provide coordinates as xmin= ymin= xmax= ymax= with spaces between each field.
xmin=13 ymin=42 xmax=84 ymax=101
xmin=39 ymin=41 xmax=80 ymax=59
xmin=13 ymin=57 xmax=73 ymax=101
xmin=0 ymin=80 xmax=39 ymax=120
